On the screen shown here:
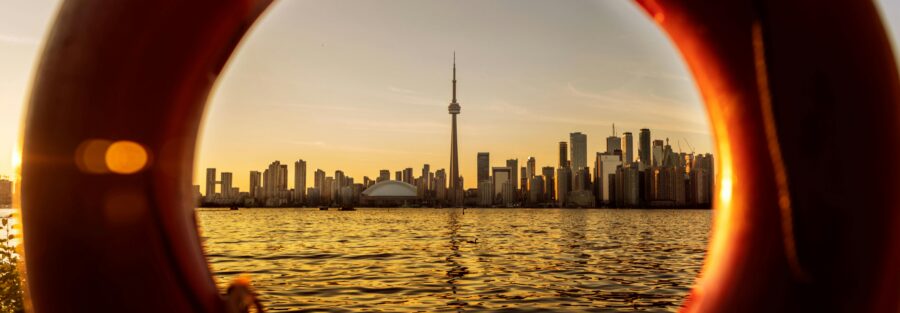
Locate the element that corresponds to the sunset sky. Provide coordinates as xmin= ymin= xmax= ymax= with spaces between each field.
xmin=1 ymin=1 xmax=899 ymax=191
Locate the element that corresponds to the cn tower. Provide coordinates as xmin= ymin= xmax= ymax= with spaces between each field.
xmin=448 ymin=53 xmax=461 ymax=206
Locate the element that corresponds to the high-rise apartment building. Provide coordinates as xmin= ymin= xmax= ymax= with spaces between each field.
xmin=477 ymin=152 xmax=490 ymax=184
xmin=421 ymin=164 xmax=431 ymax=190
xmin=378 ymin=170 xmax=391 ymax=182
xmin=542 ymin=166 xmax=555 ymax=201
xmin=249 ymin=171 xmax=261 ymax=199
xmin=294 ymin=159 xmax=306 ymax=203
xmin=622 ymin=132 xmax=634 ymax=165
xmin=569 ymin=132 xmax=587 ymax=170
xmin=205 ymin=168 xmax=216 ymax=199
xmin=220 ymin=172 xmax=233 ymax=198
xmin=492 ymin=167 xmax=512 ymax=201
xmin=558 ymin=142 xmax=568 ymax=168
xmin=506 ymin=159 xmax=519 ymax=192
xmin=639 ymin=128 xmax=651 ymax=167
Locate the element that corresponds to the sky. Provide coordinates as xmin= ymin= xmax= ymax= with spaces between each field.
xmin=1 ymin=1 xmax=899 ymax=192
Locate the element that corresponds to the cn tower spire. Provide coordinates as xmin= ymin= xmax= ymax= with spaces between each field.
xmin=452 ymin=51 xmax=457 ymax=103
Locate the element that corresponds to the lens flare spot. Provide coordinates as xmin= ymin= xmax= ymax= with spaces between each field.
xmin=105 ymin=141 xmax=148 ymax=174
xmin=75 ymin=139 xmax=113 ymax=174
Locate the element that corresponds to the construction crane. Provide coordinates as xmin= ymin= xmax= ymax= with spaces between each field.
xmin=683 ymin=138 xmax=696 ymax=155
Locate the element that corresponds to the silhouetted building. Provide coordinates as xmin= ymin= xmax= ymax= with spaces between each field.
xmin=557 ymin=167 xmax=571 ymax=206
xmin=639 ymin=128 xmax=651 ymax=167
xmin=0 ymin=177 xmax=11 ymax=206
xmin=542 ymin=166 xmax=555 ymax=202
xmin=570 ymin=132 xmax=587 ymax=170
xmin=506 ymin=159 xmax=519 ymax=193
xmin=558 ymin=141 xmax=568 ymax=168
xmin=249 ymin=171 xmax=261 ymax=200
xmin=205 ymin=168 xmax=216 ymax=200
xmin=492 ymin=167 xmax=512 ymax=203
xmin=622 ymin=132 xmax=634 ymax=165
xmin=220 ymin=172 xmax=233 ymax=199
xmin=595 ymin=153 xmax=621 ymax=205
xmin=294 ymin=159 xmax=306 ymax=204
xmin=606 ymin=124 xmax=621 ymax=155
xmin=378 ymin=170 xmax=390 ymax=183
xmin=477 ymin=152 xmax=490 ymax=184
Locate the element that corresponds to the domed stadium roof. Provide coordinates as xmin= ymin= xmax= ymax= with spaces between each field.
xmin=362 ymin=181 xmax=418 ymax=198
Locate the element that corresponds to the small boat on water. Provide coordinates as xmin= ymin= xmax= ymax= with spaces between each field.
xmin=338 ymin=206 xmax=356 ymax=211
xmin=229 ymin=206 xmax=239 ymax=210
xmin=319 ymin=207 xmax=329 ymax=211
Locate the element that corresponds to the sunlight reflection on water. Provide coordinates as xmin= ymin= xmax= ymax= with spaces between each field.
xmin=198 ymin=208 xmax=710 ymax=312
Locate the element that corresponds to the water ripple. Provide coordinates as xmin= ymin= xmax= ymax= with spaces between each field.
xmin=197 ymin=208 xmax=710 ymax=312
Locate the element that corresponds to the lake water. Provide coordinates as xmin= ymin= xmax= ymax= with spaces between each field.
xmin=198 ymin=208 xmax=711 ymax=312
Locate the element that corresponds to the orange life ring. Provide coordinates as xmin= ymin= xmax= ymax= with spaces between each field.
xmin=19 ymin=0 xmax=900 ymax=312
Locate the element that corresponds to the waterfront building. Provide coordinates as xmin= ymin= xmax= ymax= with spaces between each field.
xmin=220 ymin=172 xmax=233 ymax=199
xmin=395 ymin=171 xmax=402 ymax=181
xmin=249 ymin=171 xmax=261 ymax=200
xmin=542 ymin=166 xmax=555 ymax=202
xmin=294 ymin=159 xmax=306 ymax=204
xmin=653 ymin=140 xmax=665 ymax=167
xmin=529 ymin=176 xmax=545 ymax=204
xmin=557 ymin=167 xmax=571 ymax=207
xmin=205 ymin=168 xmax=216 ymax=200
xmin=314 ymin=169 xmax=326 ymax=192
xmin=500 ymin=181 xmax=516 ymax=207
xmin=596 ymin=153 xmax=622 ymax=205
xmin=492 ymin=167 xmax=512 ymax=203
xmin=448 ymin=53 xmax=462 ymax=206
xmin=606 ymin=124 xmax=621 ymax=155
xmin=558 ymin=141 xmax=568 ymax=168
xmin=639 ymin=128 xmax=651 ymax=167
xmin=402 ymin=168 xmax=414 ymax=184
xmin=307 ymin=187 xmax=320 ymax=205
xmin=0 ymin=177 xmax=12 ymax=205
xmin=361 ymin=181 xmax=419 ymax=206
xmin=520 ymin=167 xmax=528 ymax=193
xmin=570 ymin=132 xmax=587 ymax=170
xmin=526 ymin=157 xmax=536 ymax=188
xmin=477 ymin=152 xmax=490 ymax=184
xmin=478 ymin=181 xmax=493 ymax=207
xmin=573 ymin=167 xmax=591 ymax=192
xmin=506 ymin=159 xmax=519 ymax=192
xmin=622 ymin=132 xmax=634 ymax=165
xmin=435 ymin=169 xmax=447 ymax=202
xmin=422 ymin=164 xmax=431 ymax=190
xmin=618 ymin=166 xmax=640 ymax=207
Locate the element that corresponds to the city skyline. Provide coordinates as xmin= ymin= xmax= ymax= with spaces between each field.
xmin=1 ymin=0 xmax=899 ymax=188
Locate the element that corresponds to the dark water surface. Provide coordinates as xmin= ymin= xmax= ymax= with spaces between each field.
xmin=197 ymin=208 xmax=711 ymax=312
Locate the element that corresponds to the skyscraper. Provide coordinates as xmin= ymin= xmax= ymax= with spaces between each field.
xmin=653 ymin=140 xmax=665 ymax=167
xmin=249 ymin=171 xmax=261 ymax=199
xmin=526 ymin=157 xmax=536 ymax=182
xmin=205 ymin=168 xmax=216 ymax=199
xmin=639 ymin=128 xmax=651 ymax=167
xmin=477 ymin=152 xmax=490 ymax=184
xmin=622 ymin=132 xmax=634 ymax=165
xmin=558 ymin=142 xmax=568 ymax=168
xmin=448 ymin=53 xmax=462 ymax=206
xmin=606 ymin=124 xmax=621 ymax=155
xmin=506 ymin=159 xmax=519 ymax=192
xmin=570 ymin=132 xmax=587 ymax=170
xmin=421 ymin=164 xmax=431 ymax=190
xmin=220 ymin=172 xmax=233 ymax=198
xmin=542 ymin=166 xmax=555 ymax=201
xmin=492 ymin=167 xmax=512 ymax=202
xmin=294 ymin=159 xmax=306 ymax=203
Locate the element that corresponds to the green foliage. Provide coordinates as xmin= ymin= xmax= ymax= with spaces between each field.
xmin=0 ymin=216 xmax=24 ymax=313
